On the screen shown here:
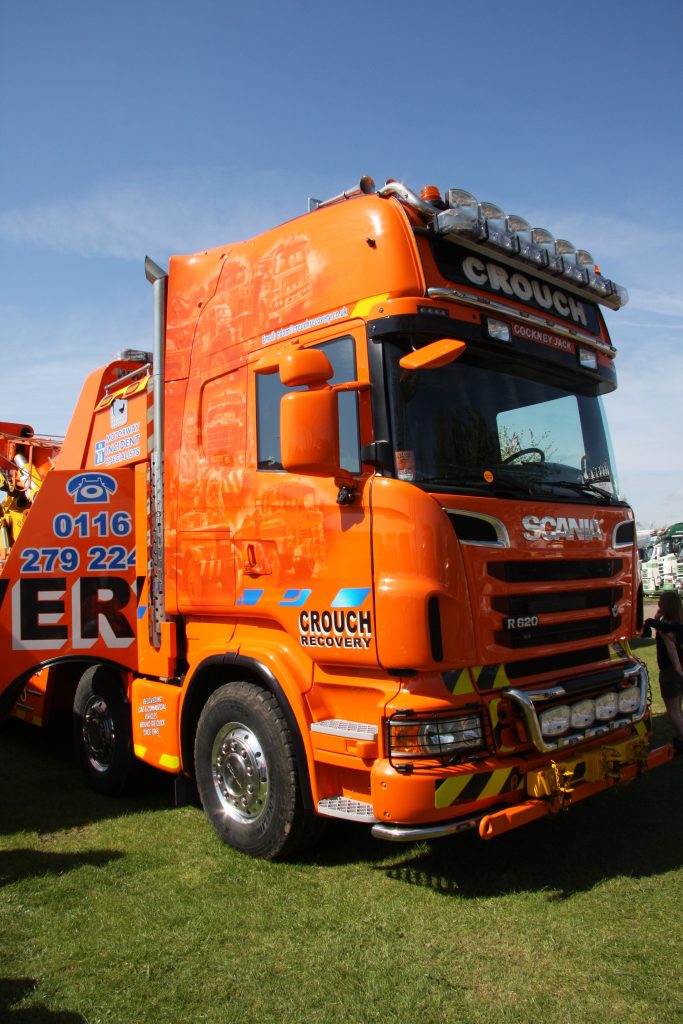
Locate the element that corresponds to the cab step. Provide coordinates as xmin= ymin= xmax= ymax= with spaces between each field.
xmin=317 ymin=796 xmax=379 ymax=822
xmin=310 ymin=719 xmax=378 ymax=740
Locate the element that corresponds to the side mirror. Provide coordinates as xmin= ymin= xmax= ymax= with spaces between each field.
xmin=399 ymin=337 xmax=466 ymax=370
xmin=279 ymin=348 xmax=341 ymax=476
xmin=281 ymin=388 xmax=340 ymax=475
xmin=280 ymin=348 xmax=334 ymax=387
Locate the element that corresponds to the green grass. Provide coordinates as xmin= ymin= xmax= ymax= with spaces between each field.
xmin=1 ymin=643 xmax=681 ymax=1024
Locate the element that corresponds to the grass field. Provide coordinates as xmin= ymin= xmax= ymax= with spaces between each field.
xmin=1 ymin=642 xmax=682 ymax=1024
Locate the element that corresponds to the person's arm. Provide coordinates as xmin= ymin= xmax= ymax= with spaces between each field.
xmin=643 ymin=617 xmax=683 ymax=641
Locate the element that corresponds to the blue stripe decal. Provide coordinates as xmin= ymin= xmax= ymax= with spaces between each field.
xmin=137 ymin=605 xmax=147 ymax=620
xmin=331 ymin=587 xmax=371 ymax=609
xmin=279 ymin=589 xmax=312 ymax=607
xmin=236 ymin=589 xmax=264 ymax=606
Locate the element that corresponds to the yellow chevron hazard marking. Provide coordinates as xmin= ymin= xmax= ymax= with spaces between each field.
xmin=443 ymin=668 xmax=475 ymax=696
xmin=435 ymin=775 xmax=473 ymax=809
xmin=351 ymin=293 xmax=390 ymax=319
xmin=435 ymin=766 xmax=521 ymax=808
xmin=134 ymin=744 xmax=148 ymax=759
xmin=478 ymin=767 xmax=514 ymax=801
xmin=471 ymin=664 xmax=510 ymax=690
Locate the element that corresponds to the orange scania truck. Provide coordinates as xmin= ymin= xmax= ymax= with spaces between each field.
xmin=0 ymin=175 xmax=672 ymax=858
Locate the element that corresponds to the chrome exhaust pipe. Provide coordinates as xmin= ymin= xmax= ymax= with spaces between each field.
xmin=145 ymin=256 xmax=168 ymax=649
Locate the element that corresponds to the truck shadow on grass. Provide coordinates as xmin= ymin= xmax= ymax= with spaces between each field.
xmin=0 ymin=848 xmax=124 ymax=887
xmin=0 ymin=977 xmax=86 ymax=1023
xmin=0 ymin=718 xmax=176 ymax=840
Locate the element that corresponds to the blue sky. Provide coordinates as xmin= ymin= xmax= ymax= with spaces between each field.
xmin=1 ymin=0 xmax=681 ymax=528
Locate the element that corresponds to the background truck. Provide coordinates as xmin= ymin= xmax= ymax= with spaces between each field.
xmin=0 ymin=175 xmax=671 ymax=858
xmin=640 ymin=522 xmax=683 ymax=595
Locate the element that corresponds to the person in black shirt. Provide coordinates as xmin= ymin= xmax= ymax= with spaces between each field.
xmin=642 ymin=591 xmax=683 ymax=754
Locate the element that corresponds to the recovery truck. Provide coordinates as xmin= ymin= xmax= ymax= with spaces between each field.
xmin=0 ymin=175 xmax=672 ymax=858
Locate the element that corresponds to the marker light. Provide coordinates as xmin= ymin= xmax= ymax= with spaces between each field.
xmin=570 ymin=699 xmax=596 ymax=729
xmin=613 ymin=284 xmax=629 ymax=307
xmin=487 ymin=318 xmax=511 ymax=342
xmin=507 ymin=214 xmax=532 ymax=238
xmin=553 ymin=239 xmax=585 ymax=284
xmin=575 ymin=249 xmax=596 ymax=272
xmin=578 ymin=348 xmax=598 ymax=370
xmin=421 ymin=184 xmax=443 ymax=205
xmin=586 ymin=273 xmax=614 ymax=298
xmin=531 ymin=228 xmax=563 ymax=274
xmin=539 ymin=705 xmax=571 ymax=738
xmin=481 ymin=202 xmax=519 ymax=253
xmin=441 ymin=189 xmax=484 ymax=239
xmin=513 ymin=215 xmax=548 ymax=267
xmin=618 ymin=685 xmax=641 ymax=714
xmin=594 ymin=692 xmax=619 ymax=721
xmin=506 ymin=214 xmax=533 ymax=255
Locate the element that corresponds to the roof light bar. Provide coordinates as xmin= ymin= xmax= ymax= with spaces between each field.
xmin=430 ymin=187 xmax=628 ymax=307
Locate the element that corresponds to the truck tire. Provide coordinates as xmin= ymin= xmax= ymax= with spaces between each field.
xmin=73 ymin=665 xmax=137 ymax=795
xmin=194 ymin=681 xmax=322 ymax=859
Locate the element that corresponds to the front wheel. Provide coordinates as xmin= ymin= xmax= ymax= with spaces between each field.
xmin=194 ymin=682 xmax=322 ymax=859
xmin=73 ymin=665 xmax=138 ymax=795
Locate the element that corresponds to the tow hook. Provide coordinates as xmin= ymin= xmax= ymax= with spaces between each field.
xmin=551 ymin=761 xmax=576 ymax=809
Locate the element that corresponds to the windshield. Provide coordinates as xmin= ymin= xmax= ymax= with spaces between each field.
xmin=384 ymin=338 xmax=622 ymax=502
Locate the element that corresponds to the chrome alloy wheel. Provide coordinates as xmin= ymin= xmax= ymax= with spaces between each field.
xmin=211 ymin=722 xmax=269 ymax=824
xmin=82 ymin=696 xmax=116 ymax=772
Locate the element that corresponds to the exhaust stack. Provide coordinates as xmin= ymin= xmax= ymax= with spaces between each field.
xmin=145 ymin=256 xmax=168 ymax=649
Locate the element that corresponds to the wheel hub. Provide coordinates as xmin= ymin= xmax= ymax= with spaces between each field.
xmin=82 ymin=697 xmax=115 ymax=772
xmin=211 ymin=723 xmax=269 ymax=823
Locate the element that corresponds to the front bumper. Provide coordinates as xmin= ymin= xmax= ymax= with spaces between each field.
xmin=370 ymin=737 xmax=673 ymax=842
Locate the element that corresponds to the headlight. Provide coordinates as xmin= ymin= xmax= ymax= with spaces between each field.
xmin=389 ymin=714 xmax=484 ymax=758
xmin=539 ymin=704 xmax=571 ymax=737
xmin=570 ymin=699 xmax=595 ymax=728
xmin=618 ymin=685 xmax=641 ymax=714
xmin=594 ymin=692 xmax=619 ymax=721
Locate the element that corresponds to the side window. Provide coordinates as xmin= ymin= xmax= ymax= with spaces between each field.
xmin=256 ymin=336 xmax=361 ymax=473
xmin=256 ymin=372 xmax=289 ymax=469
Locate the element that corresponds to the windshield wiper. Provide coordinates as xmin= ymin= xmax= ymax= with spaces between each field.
xmin=417 ymin=474 xmax=541 ymax=499
xmin=538 ymin=479 xmax=624 ymax=504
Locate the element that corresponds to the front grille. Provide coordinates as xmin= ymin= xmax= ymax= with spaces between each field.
xmin=491 ymin=586 xmax=622 ymax=617
xmin=495 ymin=615 xmax=620 ymax=649
xmin=483 ymin=552 xmax=626 ymax=657
xmin=488 ymin=559 xmax=623 ymax=583
xmin=504 ymin=645 xmax=610 ymax=681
